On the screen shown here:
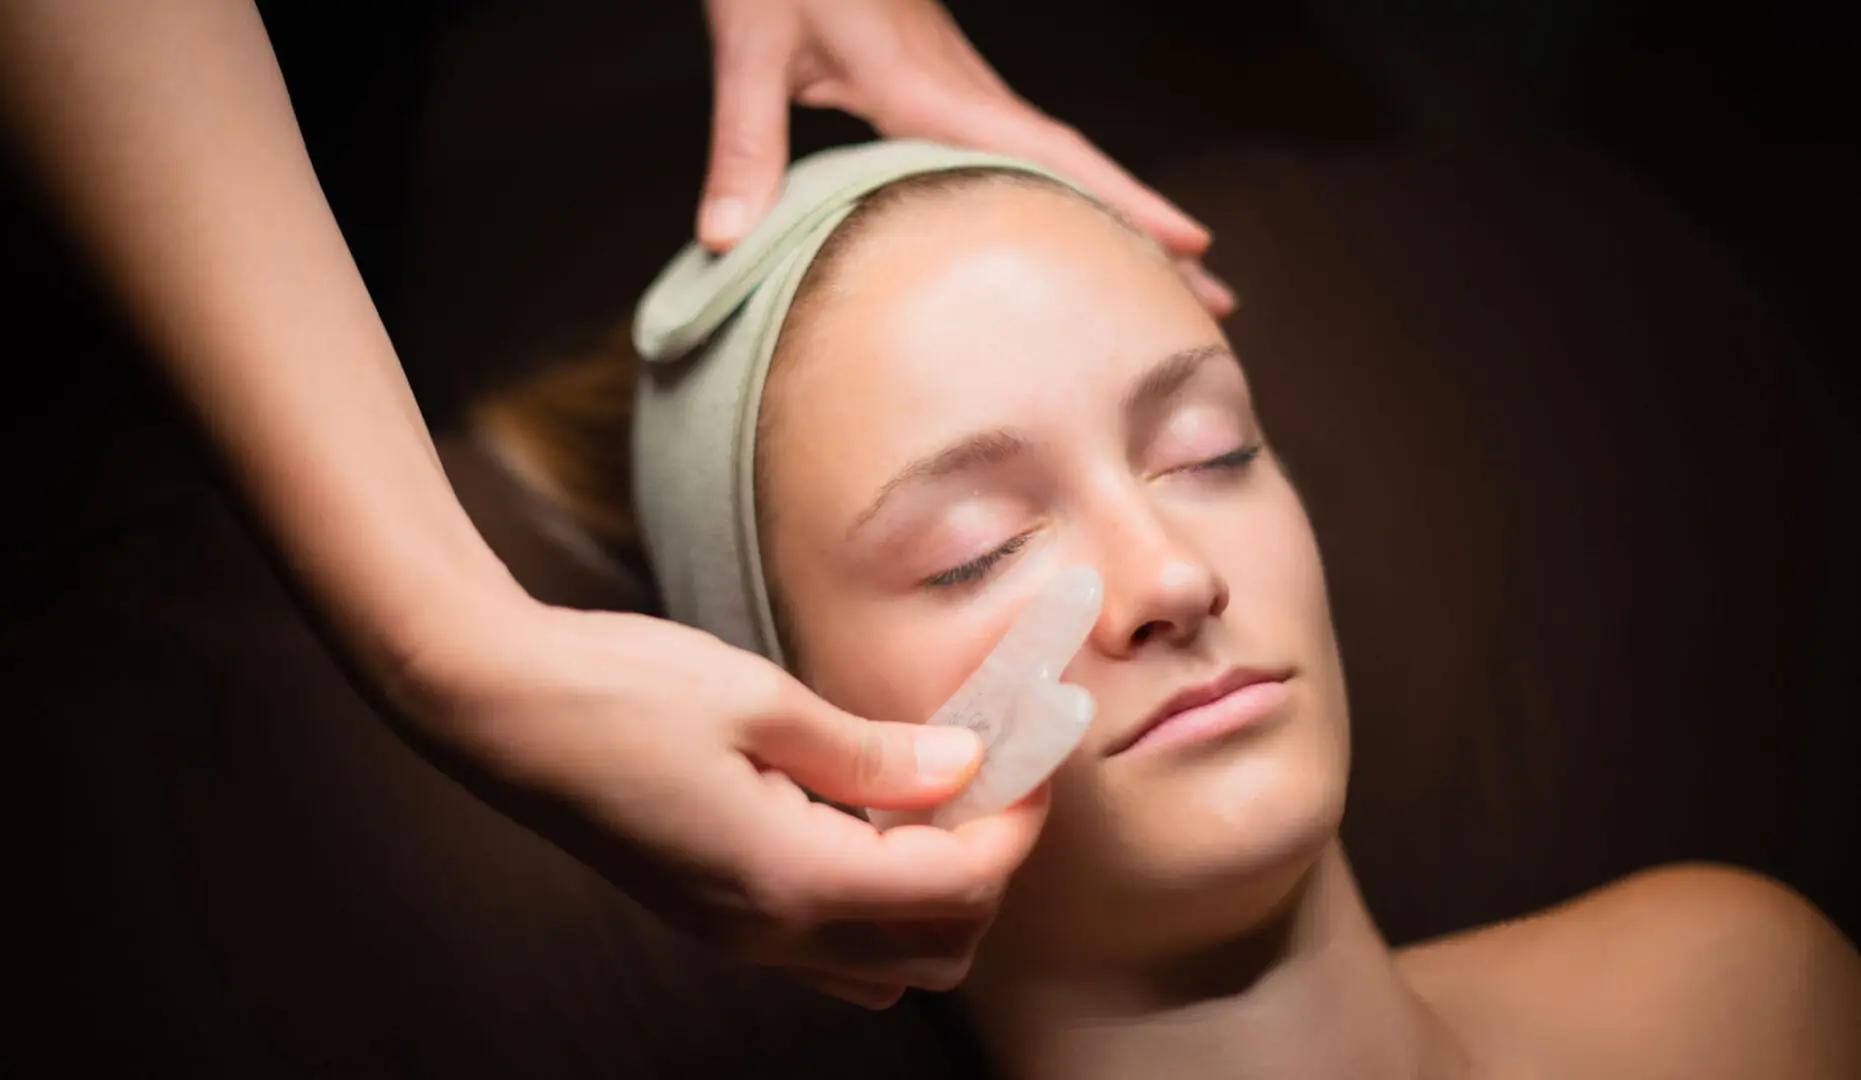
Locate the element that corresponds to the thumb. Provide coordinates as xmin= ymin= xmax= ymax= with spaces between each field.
xmin=699 ymin=21 xmax=795 ymax=252
xmin=744 ymin=697 xmax=983 ymax=811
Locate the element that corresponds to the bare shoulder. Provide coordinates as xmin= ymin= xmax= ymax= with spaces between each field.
xmin=1397 ymin=862 xmax=1861 ymax=1080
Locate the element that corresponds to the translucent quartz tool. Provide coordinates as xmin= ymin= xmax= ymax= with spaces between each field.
xmin=871 ymin=565 xmax=1103 ymax=831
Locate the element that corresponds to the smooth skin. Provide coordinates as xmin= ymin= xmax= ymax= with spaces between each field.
xmin=747 ymin=177 xmax=1861 ymax=1077
xmin=0 ymin=0 xmax=1217 ymax=1005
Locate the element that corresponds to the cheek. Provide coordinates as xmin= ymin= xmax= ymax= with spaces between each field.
xmin=1264 ymin=491 xmax=1330 ymax=618
xmin=782 ymin=587 xmax=996 ymax=727
xmin=1272 ymin=522 xmax=1331 ymax=630
xmin=761 ymin=444 xmax=1020 ymax=726
xmin=1203 ymin=483 xmax=1331 ymax=632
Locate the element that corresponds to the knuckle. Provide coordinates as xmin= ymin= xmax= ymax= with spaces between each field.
xmin=917 ymin=959 xmax=973 ymax=993
xmin=707 ymin=140 xmax=774 ymax=187
xmin=852 ymin=727 xmax=895 ymax=793
xmin=704 ymin=867 xmax=789 ymax=965
xmin=745 ymin=859 xmax=818 ymax=938
xmin=951 ymin=867 xmax=1007 ymax=912
xmin=871 ymin=78 xmax=959 ymax=134
xmin=706 ymin=105 xmax=784 ymax=174
xmin=793 ymin=76 xmax=852 ymax=112
xmin=739 ymin=661 xmax=799 ymax=728
xmin=1037 ymin=115 xmax=1087 ymax=146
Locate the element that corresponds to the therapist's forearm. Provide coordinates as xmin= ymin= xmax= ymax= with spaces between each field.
xmin=0 ymin=0 xmax=522 ymax=694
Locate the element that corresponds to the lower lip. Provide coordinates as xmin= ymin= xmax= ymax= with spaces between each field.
xmin=1125 ymin=680 xmax=1291 ymax=755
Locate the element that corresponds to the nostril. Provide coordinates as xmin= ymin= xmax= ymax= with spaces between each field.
xmin=1131 ymin=621 xmax=1166 ymax=645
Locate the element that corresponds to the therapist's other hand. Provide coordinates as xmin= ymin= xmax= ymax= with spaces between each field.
xmin=396 ymin=600 xmax=1047 ymax=1009
xmin=698 ymin=0 xmax=1235 ymax=315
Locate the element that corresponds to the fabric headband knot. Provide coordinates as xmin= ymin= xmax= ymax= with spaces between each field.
xmin=630 ymin=139 xmax=1086 ymax=666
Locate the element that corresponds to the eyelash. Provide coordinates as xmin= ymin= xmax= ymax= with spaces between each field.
xmin=1189 ymin=442 xmax=1264 ymax=473
xmin=920 ymin=442 xmax=1264 ymax=589
xmin=925 ymin=532 xmax=1032 ymax=588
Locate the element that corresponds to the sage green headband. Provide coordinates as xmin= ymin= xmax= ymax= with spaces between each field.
xmin=630 ymin=139 xmax=1088 ymax=666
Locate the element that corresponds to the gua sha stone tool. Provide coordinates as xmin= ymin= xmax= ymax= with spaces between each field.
xmin=871 ymin=565 xmax=1103 ymax=831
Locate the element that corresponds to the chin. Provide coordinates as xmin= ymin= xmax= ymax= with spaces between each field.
xmin=1116 ymin=695 xmax=1347 ymax=869
xmin=1132 ymin=754 xmax=1342 ymax=902
xmin=998 ymin=736 xmax=1347 ymax=963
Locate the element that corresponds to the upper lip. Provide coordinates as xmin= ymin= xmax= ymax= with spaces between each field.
xmin=1106 ymin=666 xmax=1292 ymax=756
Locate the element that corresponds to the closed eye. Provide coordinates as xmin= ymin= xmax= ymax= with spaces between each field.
xmin=1186 ymin=443 xmax=1263 ymax=473
xmin=920 ymin=445 xmax=1260 ymax=589
xmin=923 ymin=532 xmax=1032 ymax=589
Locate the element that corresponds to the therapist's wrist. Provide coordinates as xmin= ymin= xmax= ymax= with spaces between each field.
xmin=369 ymin=583 xmax=650 ymax=800
xmin=365 ymin=547 xmax=540 ymax=727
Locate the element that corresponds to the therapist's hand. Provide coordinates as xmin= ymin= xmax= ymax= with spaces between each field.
xmin=397 ymin=599 xmax=1048 ymax=1009
xmin=697 ymin=0 xmax=1235 ymax=315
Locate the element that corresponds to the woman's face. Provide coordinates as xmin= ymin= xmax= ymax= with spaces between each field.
xmin=759 ymin=180 xmax=1350 ymax=966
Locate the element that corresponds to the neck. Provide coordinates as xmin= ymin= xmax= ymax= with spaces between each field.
xmin=963 ymin=844 xmax=1469 ymax=1080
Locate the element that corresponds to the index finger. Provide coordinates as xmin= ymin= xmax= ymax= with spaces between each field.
xmin=779 ymin=784 xmax=1052 ymax=923
xmin=1031 ymin=123 xmax=1212 ymax=257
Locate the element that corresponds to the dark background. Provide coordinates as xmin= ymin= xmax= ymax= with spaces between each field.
xmin=5 ymin=1 xmax=1854 ymax=1074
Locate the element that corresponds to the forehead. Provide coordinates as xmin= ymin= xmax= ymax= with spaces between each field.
xmin=793 ymin=182 xmax=1189 ymax=359
xmin=764 ymin=185 xmax=1219 ymax=484
xmin=777 ymin=183 xmax=1213 ymax=418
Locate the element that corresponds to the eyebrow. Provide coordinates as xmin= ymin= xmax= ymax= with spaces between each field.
xmin=849 ymin=428 xmax=1033 ymax=536
xmin=848 ymin=343 xmax=1234 ymax=537
xmin=1124 ymin=343 xmax=1233 ymax=416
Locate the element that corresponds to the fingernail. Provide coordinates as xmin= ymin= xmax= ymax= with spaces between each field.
xmin=700 ymin=196 xmax=750 ymax=249
xmin=1183 ymin=262 xmax=1235 ymax=316
xmin=914 ymin=727 xmax=981 ymax=784
xmin=1170 ymin=212 xmax=1211 ymax=255
xmin=1204 ymin=269 xmax=1237 ymax=315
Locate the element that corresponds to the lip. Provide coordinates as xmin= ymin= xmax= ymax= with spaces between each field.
xmin=1108 ymin=666 xmax=1294 ymax=757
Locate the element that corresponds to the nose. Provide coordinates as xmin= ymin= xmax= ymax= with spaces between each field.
xmin=1090 ymin=505 xmax=1229 ymax=657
